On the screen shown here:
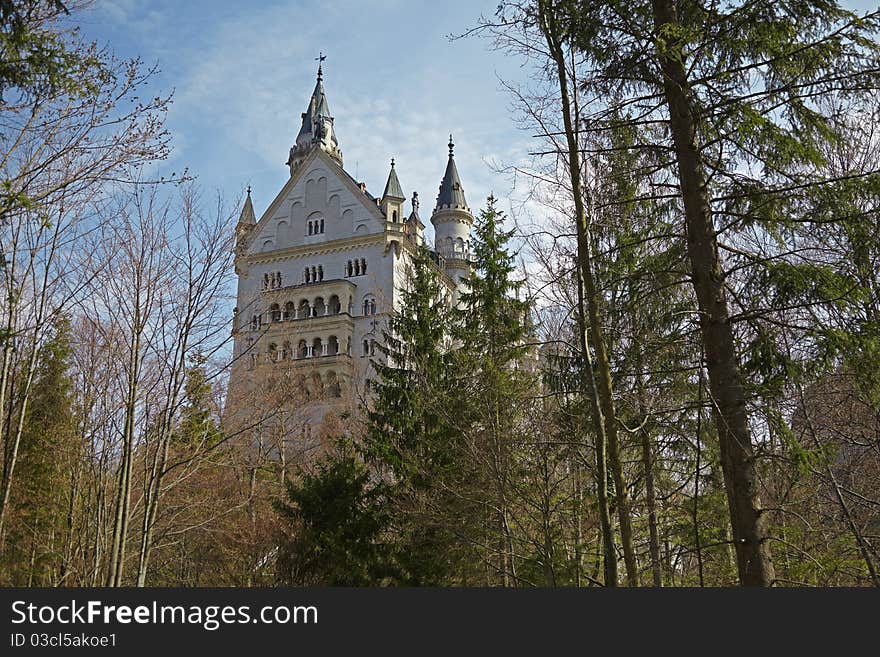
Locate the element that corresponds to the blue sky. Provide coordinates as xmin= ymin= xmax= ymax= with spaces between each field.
xmin=77 ymin=0 xmax=879 ymax=234
xmin=77 ymin=0 xmax=528 ymax=229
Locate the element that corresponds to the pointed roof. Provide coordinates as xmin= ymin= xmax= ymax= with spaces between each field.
xmin=288 ymin=60 xmax=342 ymax=173
xmin=434 ymin=135 xmax=469 ymax=213
xmin=382 ymin=158 xmax=405 ymax=201
xmin=238 ymin=186 xmax=256 ymax=225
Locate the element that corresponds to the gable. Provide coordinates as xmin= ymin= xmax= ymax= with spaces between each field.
xmin=247 ymin=149 xmax=386 ymax=256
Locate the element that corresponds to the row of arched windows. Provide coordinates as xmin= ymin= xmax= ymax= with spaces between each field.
xmin=307 ymin=217 xmax=325 ymax=235
xmin=345 ymin=259 xmax=367 ymax=277
xmin=246 ymin=295 xmax=378 ymax=332
xmin=266 ymin=335 xmax=347 ymax=361
xmin=304 ymin=265 xmax=324 ymax=283
xmin=265 ymin=295 xmax=345 ymax=323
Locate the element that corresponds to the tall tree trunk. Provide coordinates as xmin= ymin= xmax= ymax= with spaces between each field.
xmin=650 ymin=0 xmax=775 ymax=587
xmin=540 ymin=2 xmax=638 ymax=585
xmin=576 ymin=263 xmax=617 ymax=586
xmin=636 ymin=369 xmax=663 ymax=587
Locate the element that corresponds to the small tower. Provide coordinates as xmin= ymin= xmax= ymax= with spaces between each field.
xmin=431 ymin=135 xmax=473 ymax=288
xmin=235 ymin=186 xmax=256 ymax=248
xmin=380 ymin=158 xmax=406 ymax=223
xmin=286 ymin=60 xmax=343 ymax=175
xmin=405 ymin=191 xmax=425 ymax=245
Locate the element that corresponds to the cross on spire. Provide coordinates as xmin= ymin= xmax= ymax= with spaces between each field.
xmin=316 ymin=52 xmax=326 ymax=80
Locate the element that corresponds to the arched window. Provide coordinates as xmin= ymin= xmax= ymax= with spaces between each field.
xmin=269 ymin=303 xmax=281 ymax=323
xmin=346 ymin=261 xmax=352 ymax=277
xmin=298 ymin=300 xmax=310 ymax=319
xmin=313 ymin=297 xmax=326 ymax=316
xmin=320 ymin=218 xmax=324 ymax=233
xmin=329 ymin=295 xmax=341 ymax=314
xmin=276 ymin=271 xmax=282 ymax=287
xmin=312 ymin=337 xmax=323 ymax=357
xmin=251 ymin=315 xmax=258 ymax=331
xmin=304 ymin=268 xmax=311 ymax=283
xmin=284 ymin=301 xmax=295 ymax=321
xmin=282 ymin=341 xmax=291 ymax=360
xmin=361 ymin=258 xmax=367 ymax=274
xmin=263 ymin=273 xmax=269 ymax=290
xmin=363 ymin=339 xmax=369 ymax=356
xmin=318 ymin=265 xmax=323 ymax=281
xmin=308 ymin=221 xmax=313 ymax=236
xmin=297 ymin=339 xmax=308 ymax=359
xmin=268 ymin=343 xmax=278 ymax=362
xmin=328 ymin=335 xmax=339 ymax=356
xmin=392 ymin=210 xmax=398 ymax=222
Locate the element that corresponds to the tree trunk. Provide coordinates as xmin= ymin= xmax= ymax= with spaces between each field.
xmin=540 ymin=2 xmax=638 ymax=585
xmin=650 ymin=0 xmax=775 ymax=587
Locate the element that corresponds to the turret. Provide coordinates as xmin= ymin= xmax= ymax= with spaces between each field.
xmin=431 ymin=135 xmax=473 ymax=287
xmin=286 ymin=60 xmax=343 ymax=175
xmin=380 ymin=158 xmax=406 ymax=223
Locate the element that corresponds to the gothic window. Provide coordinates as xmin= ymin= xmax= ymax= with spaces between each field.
xmin=362 ymin=297 xmax=377 ymax=316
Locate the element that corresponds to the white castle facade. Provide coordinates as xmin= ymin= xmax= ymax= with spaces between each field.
xmin=228 ymin=64 xmax=474 ymax=421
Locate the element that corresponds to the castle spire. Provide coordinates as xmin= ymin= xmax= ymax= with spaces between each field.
xmin=287 ymin=56 xmax=342 ymax=175
xmin=434 ymin=133 xmax=469 ymax=213
xmin=381 ymin=158 xmax=405 ymax=202
xmin=380 ymin=158 xmax=405 ymax=223
xmin=238 ymin=185 xmax=256 ymax=226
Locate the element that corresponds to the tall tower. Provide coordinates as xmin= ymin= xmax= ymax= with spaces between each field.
xmin=286 ymin=61 xmax=343 ymax=176
xmin=431 ymin=135 xmax=473 ymax=290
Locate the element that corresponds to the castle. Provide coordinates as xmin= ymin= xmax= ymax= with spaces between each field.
xmin=228 ymin=63 xmax=474 ymax=427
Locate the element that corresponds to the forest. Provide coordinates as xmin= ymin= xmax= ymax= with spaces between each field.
xmin=1 ymin=0 xmax=879 ymax=587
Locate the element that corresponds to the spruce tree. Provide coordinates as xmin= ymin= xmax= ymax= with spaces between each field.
xmin=451 ymin=195 xmax=536 ymax=586
xmin=364 ymin=244 xmax=465 ymax=584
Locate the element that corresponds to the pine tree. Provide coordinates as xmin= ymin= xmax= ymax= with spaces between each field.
xmin=451 ymin=195 xmax=535 ymax=584
xmin=2 ymin=316 xmax=75 ymax=585
xmin=364 ymin=244 xmax=466 ymax=584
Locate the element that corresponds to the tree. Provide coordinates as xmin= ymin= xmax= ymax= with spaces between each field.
xmin=451 ymin=195 xmax=536 ymax=585
xmin=274 ymin=444 xmax=397 ymax=586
